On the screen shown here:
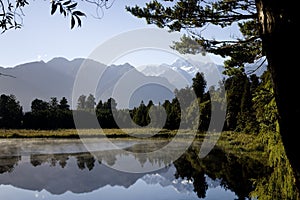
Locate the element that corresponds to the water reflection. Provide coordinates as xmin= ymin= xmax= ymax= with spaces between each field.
xmin=0 ymin=138 xmax=270 ymax=199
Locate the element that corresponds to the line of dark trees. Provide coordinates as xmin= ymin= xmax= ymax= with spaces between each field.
xmin=0 ymin=70 xmax=275 ymax=133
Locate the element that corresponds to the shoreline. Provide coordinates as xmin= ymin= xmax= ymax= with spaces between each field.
xmin=0 ymin=129 xmax=267 ymax=162
xmin=0 ymin=128 xmax=206 ymax=139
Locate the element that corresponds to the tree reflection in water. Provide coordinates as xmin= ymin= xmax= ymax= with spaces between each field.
xmin=0 ymin=139 xmax=299 ymax=199
xmin=174 ymin=145 xmax=269 ymax=199
xmin=0 ymin=155 xmax=21 ymax=174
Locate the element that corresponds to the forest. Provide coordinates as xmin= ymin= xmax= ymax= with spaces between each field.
xmin=0 ymin=69 xmax=275 ymax=134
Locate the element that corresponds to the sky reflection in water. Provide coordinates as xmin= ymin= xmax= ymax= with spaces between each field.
xmin=0 ymin=138 xmax=261 ymax=200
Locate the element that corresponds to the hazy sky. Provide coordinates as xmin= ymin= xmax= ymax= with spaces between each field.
xmin=0 ymin=0 xmax=241 ymax=68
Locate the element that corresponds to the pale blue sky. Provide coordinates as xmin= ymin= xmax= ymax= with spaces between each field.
xmin=0 ymin=0 xmax=241 ymax=68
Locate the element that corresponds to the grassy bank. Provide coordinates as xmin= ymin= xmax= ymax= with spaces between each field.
xmin=0 ymin=129 xmax=265 ymax=156
xmin=0 ymin=128 xmax=204 ymax=139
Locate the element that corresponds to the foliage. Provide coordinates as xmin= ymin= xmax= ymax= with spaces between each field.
xmin=224 ymin=71 xmax=258 ymax=133
xmin=0 ymin=0 xmax=28 ymax=32
xmin=126 ymin=2 xmax=300 ymax=194
xmin=249 ymin=70 xmax=299 ymax=199
xmin=126 ymin=0 xmax=262 ymax=71
xmin=0 ymin=94 xmax=23 ymax=128
xmin=59 ymin=97 xmax=70 ymax=110
xmin=50 ymin=0 xmax=86 ymax=29
xmin=85 ymin=94 xmax=96 ymax=112
xmin=23 ymin=97 xmax=74 ymax=129
xmin=132 ymin=101 xmax=149 ymax=127
xmin=77 ymin=94 xmax=86 ymax=110
xmin=250 ymin=130 xmax=299 ymax=200
xmin=0 ymin=0 xmax=117 ymax=32
xmin=1 ymin=0 xmax=298 ymax=197
xmin=96 ymin=97 xmax=118 ymax=128
xmin=192 ymin=72 xmax=206 ymax=100
xmin=0 ymin=71 xmax=262 ymax=133
xmin=253 ymin=71 xmax=277 ymax=132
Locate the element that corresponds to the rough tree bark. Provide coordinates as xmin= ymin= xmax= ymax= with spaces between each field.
xmin=256 ymin=0 xmax=300 ymax=191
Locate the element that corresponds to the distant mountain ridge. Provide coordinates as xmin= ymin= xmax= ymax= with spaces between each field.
xmin=0 ymin=57 xmax=266 ymax=112
xmin=0 ymin=158 xmax=221 ymax=195
xmin=0 ymin=58 xmax=175 ymax=111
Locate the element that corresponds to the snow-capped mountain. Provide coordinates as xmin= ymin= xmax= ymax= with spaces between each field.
xmin=136 ymin=56 xmax=268 ymax=90
xmin=136 ymin=58 xmax=225 ymax=89
xmin=141 ymin=165 xmax=223 ymax=194
xmin=142 ymin=165 xmax=195 ymax=194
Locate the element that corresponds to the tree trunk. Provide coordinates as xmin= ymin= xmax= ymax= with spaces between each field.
xmin=256 ymin=0 xmax=300 ymax=191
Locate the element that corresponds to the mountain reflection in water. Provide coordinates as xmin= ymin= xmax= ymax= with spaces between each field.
xmin=0 ymin=138 xmax=269 ymax=200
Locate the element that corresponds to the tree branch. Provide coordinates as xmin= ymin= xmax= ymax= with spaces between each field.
xmin=246 ymin=57 xmax=267 ymax=75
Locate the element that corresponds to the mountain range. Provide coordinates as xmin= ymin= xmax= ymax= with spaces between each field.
xmin=0 ymin=155 xmax=222 ymax=195
xmin=136 ymin=58 xmax=225 ymax=88
xmin=0 ymin=57 xmax=225 ymax=112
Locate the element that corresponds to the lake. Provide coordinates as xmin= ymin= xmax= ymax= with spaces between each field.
xmin=0 ymin=138 xmax=270 ymax=200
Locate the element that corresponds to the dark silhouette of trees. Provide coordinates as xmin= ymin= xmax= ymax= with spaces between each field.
xmin=0 ymin=94 xmax=22 ymax=129
xmin=49 ymin=97 xmax=59 ymax=111
xmin=0 ymin=71 xmax=272 ymax=133
xmin=22 ymin=97 xmax=74 ymax=129
xmin=59 ymin=97 xmax=70 ymax=110
xmin=96 ymin=97 xmax=118 ymax=128
xmin=192 ymin=72 xmax=207 ymax=100
xmin=31 ymin=99 xmax=49 ymax=112
xmin=132 ymin=101 xmax=149 ymax=127
xmin=56 ymin=97 xmax=74 ymax=129
xmin=225 ymin=72 xmax=254 ymax=131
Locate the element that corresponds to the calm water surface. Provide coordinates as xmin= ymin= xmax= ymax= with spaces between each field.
xmin=0 ymin=138 xmax=267 ymax=200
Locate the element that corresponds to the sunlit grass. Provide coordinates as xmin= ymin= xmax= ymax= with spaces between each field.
xmin=216 ymin=131 xmax=268 ymax=162
xmin=0 ymin=128 xmax=202 ymax=139
xmin=0 ymin=129 xmax=80 ymax=138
